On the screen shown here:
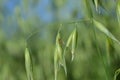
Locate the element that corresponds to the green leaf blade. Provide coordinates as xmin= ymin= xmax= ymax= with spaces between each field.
xmin=25 ymin=47 xmax=34 ymax=80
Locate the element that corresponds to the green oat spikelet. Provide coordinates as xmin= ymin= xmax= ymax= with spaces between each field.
xmin=54 ymin=25 xmax=67 ymax=80
xmin=66 ymin=25 xmax=78 ymax=61
xmin=25 ymin=47 xmax=34 ymax=80
xmin=93 ymin=19 xmax=120 ymax=45
xmin=71 ymin=26 xmax=78 ymax=61
xmin=66 ymin=32 xmax=72 ymax=48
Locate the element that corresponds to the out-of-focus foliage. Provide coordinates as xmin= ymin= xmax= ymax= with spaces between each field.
xmin=0 ymin=0 xmax=120 ymax=80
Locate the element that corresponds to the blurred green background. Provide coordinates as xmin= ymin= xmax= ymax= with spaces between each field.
xmin=0 ymin=0 xmax=120 ymax=80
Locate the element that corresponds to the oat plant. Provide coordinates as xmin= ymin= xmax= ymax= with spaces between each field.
xmin=92 ymin=18 xmax=120 ymax=80
xmin=54 ymin=24 xmax=78 ymax=80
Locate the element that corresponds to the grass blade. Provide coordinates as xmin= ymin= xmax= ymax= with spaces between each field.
xmin=25 ymin=47 xmax=34 ymax=80
xmin=106 ymin=38 xmax=111 ymax=66
xmin=93 ymin=0 xmax=98 ymax=12
xmin=116 ymin=0 xmax=120 ymax=26
xmin=54 ymin=47 xmax=59 ymax=80
xmin=106 ymin=37 xmax=114 ymax=66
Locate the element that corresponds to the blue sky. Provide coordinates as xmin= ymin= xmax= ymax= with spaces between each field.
xmin=4 ymin=0 xmax=54 ymax=22
xmin=2 ymin=0 xmax=83 ymax=37
xmin=3 ymin=0 xmax=83 ymax=22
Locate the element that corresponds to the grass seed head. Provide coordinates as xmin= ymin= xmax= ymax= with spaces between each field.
xmin=54 ymin=26 xmax=67 ymax=80
xmin=93 ymin=19 xmax=120 ymax=45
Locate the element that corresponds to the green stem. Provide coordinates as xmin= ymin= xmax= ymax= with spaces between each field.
xmin=92 ymin=23 xmax=109 ymax=80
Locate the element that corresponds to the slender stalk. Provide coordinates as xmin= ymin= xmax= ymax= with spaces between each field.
xmin=92 ymin=23 xmax=109 ymax=80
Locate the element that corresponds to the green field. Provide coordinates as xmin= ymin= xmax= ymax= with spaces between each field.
xmin=0 ymin=0 xmax=120 ymax=80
